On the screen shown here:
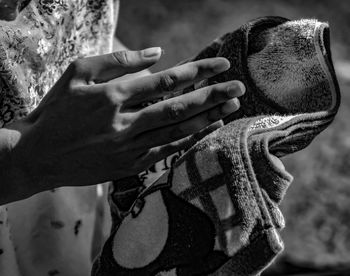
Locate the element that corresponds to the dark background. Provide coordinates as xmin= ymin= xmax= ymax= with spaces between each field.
xmin=117 ymin=0 xmax=350 ymax=274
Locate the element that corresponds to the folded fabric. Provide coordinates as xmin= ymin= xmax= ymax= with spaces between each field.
xmin=185 ymin=16 xmax=338 ymax=119
xmin=93 ymin=16 xmax=340 ymax=276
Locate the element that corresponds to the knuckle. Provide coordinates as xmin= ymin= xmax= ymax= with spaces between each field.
xmin=111 ymin=116 xmax=133 ymax=134
xmin=102 ymin=85 xmax=124 ymax=107
xmin=192 ymin=61 xmax=207 ymax=76
xmin=112 ymin=50 xmax=129 ymax=66
xmin=113 ymin=82 xmax=128 ymax=98
xmin=112 ymin=123 xmax=125 ymax=133
xmin=165 ymin=102 xmax=186 ymax=121
xmin=68 ymin=83 xmax=85 ymax=95
xmin=137 ymin=50 xmax=145 ymax=60
xmin=158 ymin=73 xmax=178 ymax=92
xmin=191 ymin=59 xmax=216 ymax=77
xmin=69 ymin=58 xmax=85 ymax=74
xmin=208 ymin=85 xmax=227 ymax=103
xmin=207 ymin=87 xmax=219 ymax=103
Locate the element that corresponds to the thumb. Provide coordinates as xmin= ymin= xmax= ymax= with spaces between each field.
xmin=73 ymin=47 xmax=163 ymax=84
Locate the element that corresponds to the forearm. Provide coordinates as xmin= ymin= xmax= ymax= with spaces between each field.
xmin=0 ymin=41 xmax=150 ymax=205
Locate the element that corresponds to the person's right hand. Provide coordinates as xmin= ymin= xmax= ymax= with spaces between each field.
xmin=4 ymin=47 xmax=245 ymax=203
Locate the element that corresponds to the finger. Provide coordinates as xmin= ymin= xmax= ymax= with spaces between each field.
xmin=207 ymin=98 xmax=240 ymax=121
xmin=121 ymin=57 xmax=230 ymax=105
xmin=190 ymin=120 xmax=224 ymax=144
xmin=134 ymin=80 xmax=245 ymax=133
xmin=70 ymin=47 xmax=162 ymax=84
xmin=139 ymin=121 xmax=224 ymax=166
xmin=134 ymin=99 xmax=238 ymax=150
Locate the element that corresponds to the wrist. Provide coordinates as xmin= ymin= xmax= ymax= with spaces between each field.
xmin=0 ymin=120 xmax=42 ymax=204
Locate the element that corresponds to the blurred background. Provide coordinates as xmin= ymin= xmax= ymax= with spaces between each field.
xmin=116 ymin=0 xmax=350 ymax=275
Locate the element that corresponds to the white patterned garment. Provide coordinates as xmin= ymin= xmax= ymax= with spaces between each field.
xmin=0 ymin=1 xmax=119 ymax=275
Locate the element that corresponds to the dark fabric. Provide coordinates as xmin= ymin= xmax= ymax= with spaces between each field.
xmin=169 ymin=117 xmax=287 ymax=276
xmin=92 ymin=190 xmax=224 ymax=276
xmin=185 ymin=16 xmax=339 ymax=121
xmin=94 ymin=16 xmax=341 ymax=276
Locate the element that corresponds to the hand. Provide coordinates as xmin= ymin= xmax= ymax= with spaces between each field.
xmin=4 ymin=47 xmax=245 ymax=202
xmin=0 ymin=0 xmax=30 ymax=21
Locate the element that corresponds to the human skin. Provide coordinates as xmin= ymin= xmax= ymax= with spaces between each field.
xmin=0 ymin=0 xmax=31 ymax=21
xmin=0 ymin=48 xmax=245 ymax=205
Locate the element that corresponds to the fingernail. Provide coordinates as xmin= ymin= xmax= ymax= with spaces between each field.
xmin=236 ymin=81 xmax=246 ymax=95
xmin=226 ymin=81 xmax=245 ymax=97
xmin=212 ymin=58 xmax=231 ymax=73
xmin=143 ymin=47 xmax=162 ymax=58
xmin=222 ymin=98 xmax=240 ymax=115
